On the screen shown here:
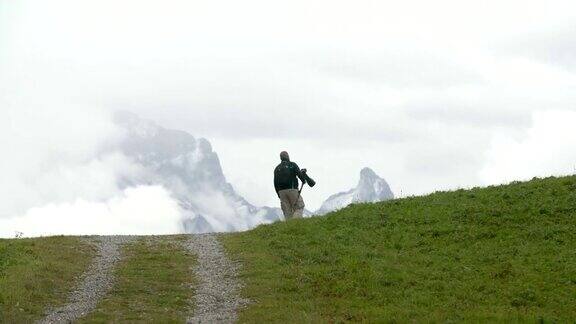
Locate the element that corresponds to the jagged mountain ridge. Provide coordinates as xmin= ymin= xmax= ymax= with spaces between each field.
xmin=315 ymin=167 xmax=394 ymax=215
xmin=109 ymin=112 xmax=392 ymax=231
xmin=112 ymin=111 xmax=282 ymax=233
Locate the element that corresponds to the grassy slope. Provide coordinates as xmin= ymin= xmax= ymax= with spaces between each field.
xmin=81 ymin=236 xmax=196 ymax=323
xmin=222 ymin=175 xmax=576 ymax=323
xmin=0 ymin=236 xmax=94 ymax=323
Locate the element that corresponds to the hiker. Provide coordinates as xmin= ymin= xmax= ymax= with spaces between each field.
xmin=274 ymin=151 xmax=306 ymax=219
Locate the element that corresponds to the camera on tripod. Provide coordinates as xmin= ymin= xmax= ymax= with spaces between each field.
xmin=300 ymin=169 xmax=316 ymax=187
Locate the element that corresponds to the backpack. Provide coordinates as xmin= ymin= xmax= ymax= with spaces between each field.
xmin=275 ymin=161 xmax=297 ymax=188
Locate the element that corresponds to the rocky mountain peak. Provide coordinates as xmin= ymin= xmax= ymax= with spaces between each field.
xmin=110 ymin=111 xmax=283 ymax=233
xmin=359 ymin=167 xmax=378 ymax=181
xmin=316 ymin=167 xmax=394 ymax=215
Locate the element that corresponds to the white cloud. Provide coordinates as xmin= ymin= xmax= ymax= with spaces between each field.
xmin=481 ymin=110 xmax=576 ymax=184
xmin=0 ymin=96 xmax=140 ymax=215
xmin=0 ymin=94 xmax=186 ymax=238
xmin=0 ymin=186 xmax=183 ymax=238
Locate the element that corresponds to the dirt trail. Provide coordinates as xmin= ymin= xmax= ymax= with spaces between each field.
xmin=37 ymin=234 xmax=245 ymax=323
xmin=185 ymin=234 xmax=248 ymax=324
xmin=37 ymin=236 xmax=135 ymax=324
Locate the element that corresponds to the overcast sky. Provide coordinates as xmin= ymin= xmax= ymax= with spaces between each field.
xmin=1 ymin=0 xmax=576 ymax=212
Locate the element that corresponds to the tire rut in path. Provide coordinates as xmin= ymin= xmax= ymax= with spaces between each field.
xmin=186 ymin=234 xmax=248 ymax=324
xmin=38 ymin=236 xmax=135 ymax=324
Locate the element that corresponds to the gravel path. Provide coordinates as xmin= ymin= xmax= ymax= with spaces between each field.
xmin=186 ymin=234 xmax=248 ymax=324
xmin=38 ymin=236 xmax=135 ymax=324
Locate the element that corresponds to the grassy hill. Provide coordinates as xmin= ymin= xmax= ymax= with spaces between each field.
xmin=1 ymin=175 xmax=575 ymax=322
xmin=222 ymin=175 xmax=576 ymax=322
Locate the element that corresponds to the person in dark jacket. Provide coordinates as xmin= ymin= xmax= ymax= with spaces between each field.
xmin=274 ymin=151 xmax=306 ymax=219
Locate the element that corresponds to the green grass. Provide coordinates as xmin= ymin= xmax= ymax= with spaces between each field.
xmin=222 ymin=175 xmax=576 ymax=323
xmin=80 ymin=236 xmax=196 ymax=323
xmin=0 ymin=236 xmax=94 ymax=323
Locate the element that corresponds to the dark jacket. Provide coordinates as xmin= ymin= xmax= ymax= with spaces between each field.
xmin=274 ymin=160 xmax=305 ymax=195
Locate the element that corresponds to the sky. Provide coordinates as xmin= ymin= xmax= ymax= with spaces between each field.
xmin=1 ymin=0 xmax=576 ymax=235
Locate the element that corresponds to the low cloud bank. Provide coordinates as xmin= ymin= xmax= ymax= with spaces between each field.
xmin=0 ymin=99 xmax=186 ymax=238
xmin=0 ymin=185 xmax=182 ymax=238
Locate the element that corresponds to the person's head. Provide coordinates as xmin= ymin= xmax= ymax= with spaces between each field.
xmin=280 ymin=151 xmax=290 ymax=161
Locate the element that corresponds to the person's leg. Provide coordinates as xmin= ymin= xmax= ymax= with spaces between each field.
xmin=287 ymin=189 xmax=305 ymax=218
xmin=278 ymin=189 xmax=294 ymax=220
xmin=293 ymin=194 xmax=305 ymax=218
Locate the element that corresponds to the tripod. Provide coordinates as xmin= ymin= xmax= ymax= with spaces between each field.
xmin=292 ymin=181 xmax=306 ymax=214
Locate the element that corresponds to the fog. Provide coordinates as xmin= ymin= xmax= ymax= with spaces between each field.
xmin=0 ymin=99 xmax=186 ymax=237
xmin=1 ymin=0 xmax=576 ymax=237
xmin=0 ymin=186 xmax=182 ymax=238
